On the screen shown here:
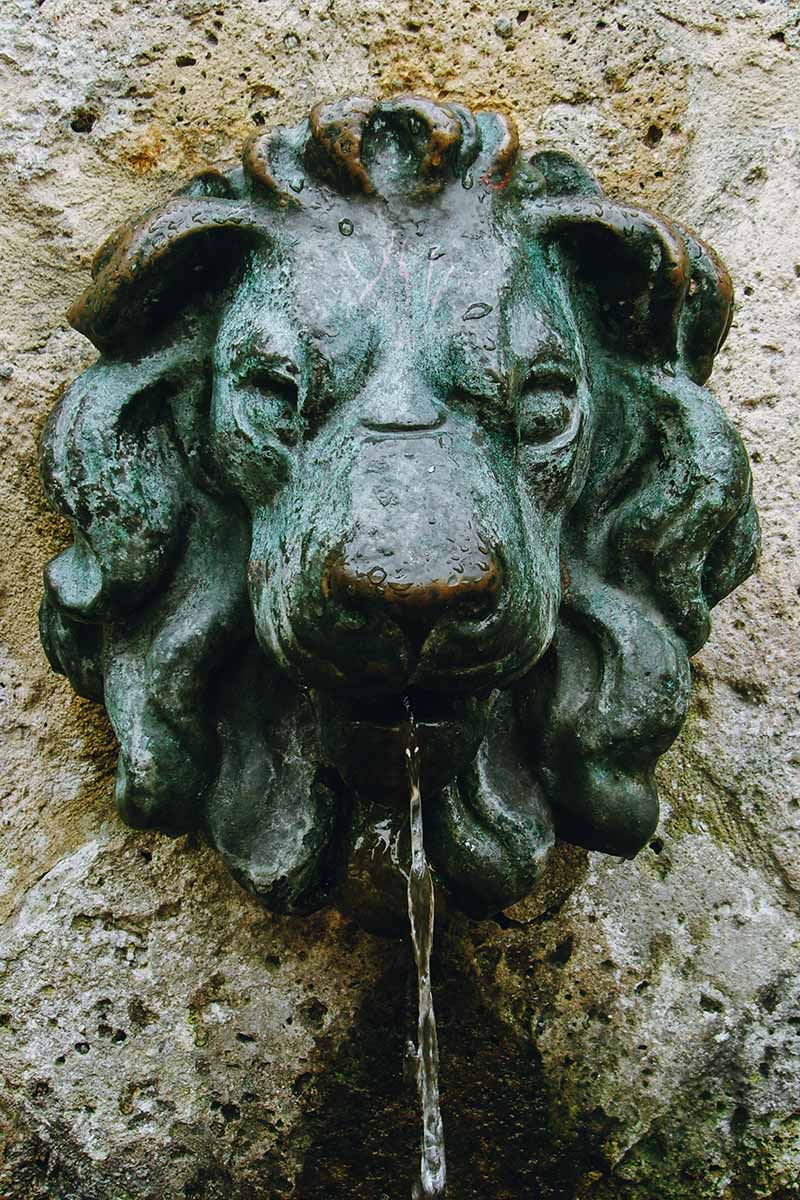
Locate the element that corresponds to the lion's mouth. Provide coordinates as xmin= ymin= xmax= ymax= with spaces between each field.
xmin=333 ymin=686 xmax=484 ymax=730
xmin=314 ymin=686 xmax=494 ymax=799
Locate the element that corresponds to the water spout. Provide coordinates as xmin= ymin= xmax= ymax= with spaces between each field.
xmin=405 ymin=701 xmax=447 ymax=1199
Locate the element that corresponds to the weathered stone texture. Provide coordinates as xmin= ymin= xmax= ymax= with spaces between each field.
xmin=0 ymin=1 xmax=798 ymax=1197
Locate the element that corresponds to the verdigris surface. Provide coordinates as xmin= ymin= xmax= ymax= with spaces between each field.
xmin=39 ymin=94 xmax=759 ymax=928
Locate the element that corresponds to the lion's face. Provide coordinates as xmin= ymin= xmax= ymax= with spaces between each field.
xmin=210 ymin=214 xmax=591 ymax=800
xmin=40 ymin=97 xmax=759 ymax=925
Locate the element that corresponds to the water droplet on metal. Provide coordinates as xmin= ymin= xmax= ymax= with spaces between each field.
xmin=428 ymin=245 xmax=445 ymax=260
xmin=290 ymin=177 xmax=304 ymax=193
xmin=484 ymin=338 xmax=497 ymax=351
xmin=463 ymin=302 xmax=493 ymax=321
xmin=462 ymin=170 xmax=474 ymax=190
xmin=339 ymin=218 xmax=354 ymax=236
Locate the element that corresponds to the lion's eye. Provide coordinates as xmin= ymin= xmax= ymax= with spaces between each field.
xmin=241 ymin=367 xmax=302 ymax=444
xmin=245 ymin=368 xmax=299 ymax=409
xmin=517 ymin=372 xmax=577 ymax=445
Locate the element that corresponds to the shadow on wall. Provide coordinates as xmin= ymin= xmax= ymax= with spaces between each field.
xmin=295 ymin=923 xmax=602 ymax=1200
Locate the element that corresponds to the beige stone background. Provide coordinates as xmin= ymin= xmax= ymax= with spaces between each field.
xmin=1 ymin=0 xmax=799 ymax=1197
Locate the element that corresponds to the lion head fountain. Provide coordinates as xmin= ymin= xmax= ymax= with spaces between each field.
xmin=39 ymin=95 xmax=759 ymax=929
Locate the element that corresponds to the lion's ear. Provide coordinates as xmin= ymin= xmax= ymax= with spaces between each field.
xmin=676 ymin=232 xmax=734 ymax=384
xmin=40 ymin=344 xmax=207 ymax=622
xmin=70 ymin=173 xmax=266 ymax=352
xmin=538 ymin=198 xmax=734 ymax=385
xmin=539 ymin=199 xmax=689 ymax=362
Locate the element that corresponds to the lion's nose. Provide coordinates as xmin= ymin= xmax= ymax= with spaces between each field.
xmin=321 ymin=424 xmax=504 ymax=645
xmin=323 ymin=541 xmax=503 ymax=635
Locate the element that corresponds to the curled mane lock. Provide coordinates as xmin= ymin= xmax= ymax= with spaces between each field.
xmin=40 ymin=95 xmax=759 ymax=921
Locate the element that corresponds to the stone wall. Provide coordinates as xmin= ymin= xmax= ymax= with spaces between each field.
xmin=1 ymin=1 xmax=798 ymax=1196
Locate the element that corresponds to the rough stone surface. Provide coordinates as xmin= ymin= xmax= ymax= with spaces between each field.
xmin=0 ymin=1 xmax=798 ymax=1197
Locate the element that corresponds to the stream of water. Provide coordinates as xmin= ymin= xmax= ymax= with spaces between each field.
xmin=404 ymin=704 xmax=447 ymax=1199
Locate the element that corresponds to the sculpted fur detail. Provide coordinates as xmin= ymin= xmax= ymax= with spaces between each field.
xmin=40 ymin=96 xmax=759 ymax=924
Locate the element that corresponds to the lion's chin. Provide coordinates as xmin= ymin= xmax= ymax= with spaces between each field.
xmin=314 ymin=686 xmax=494 ymax=802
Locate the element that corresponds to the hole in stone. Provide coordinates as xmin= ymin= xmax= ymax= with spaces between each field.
xmin=70 ymin=108 xmax=97 ymax=134
xmin=299 ymin=997 xmax=328 ymax=1029
xmin=644 ymin=124 xmax=663 ymax=147
xmin=731 ymin=1104 xmax=750 ymax=1134
xmin=210 ymin=1100 xmax=241 ymax=1122
xmin=128 ymin=997 xmax=157 ymax=1027
xmin=549 ymin=935 xmax=575 ymax=965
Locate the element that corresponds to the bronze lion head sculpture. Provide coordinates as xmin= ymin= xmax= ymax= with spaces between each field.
xmin=40 ymin=95 xmax=759 ymax=927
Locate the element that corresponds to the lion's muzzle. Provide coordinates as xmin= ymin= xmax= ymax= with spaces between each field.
xmin=252 ymin=410 xmax=558 ymax=709
xmin=322 ymin=431 xmax=503 ymax=647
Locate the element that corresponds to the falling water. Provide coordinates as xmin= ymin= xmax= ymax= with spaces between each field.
xmin=404 ymin=700 xmax=447 ymax=1199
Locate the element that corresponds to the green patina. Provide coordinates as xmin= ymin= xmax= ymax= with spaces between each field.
xmin=39 ymin=95 xmax=759 ymax=929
